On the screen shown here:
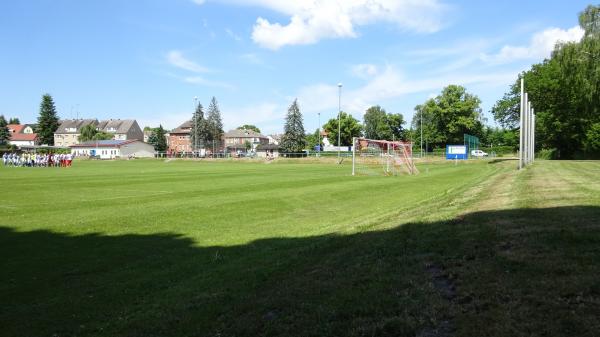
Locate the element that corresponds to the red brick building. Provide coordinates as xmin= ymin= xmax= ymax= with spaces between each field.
xmin=168 ymin=120 xmax=192 ymax=154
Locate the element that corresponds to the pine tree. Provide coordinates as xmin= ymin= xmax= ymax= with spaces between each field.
xmin=9 ymin=117 xmax=20 ymax=124
xmin=149 ymin=125 xmax=168 ymax=152
xmin=280 ymin=99 xmax=306 ymax=153
xmin=36 ymin=94 xmax=60 ymax=145
xmin=190 ymin=102 xmax=208 ymax=150
xmin=206 ymin=97 xmax=224 ymax=150
xmin=0 ymin=115 xmax=10 ymax=145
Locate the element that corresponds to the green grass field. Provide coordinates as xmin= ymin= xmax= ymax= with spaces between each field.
xmin=1 ymin=159 xmax=599 ymax=337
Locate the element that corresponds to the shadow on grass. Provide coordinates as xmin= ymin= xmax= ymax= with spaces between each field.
xmin=1 ymin=206 xmax=599 ymax=337
xmin=487 ymin=158 xmax=518 ymax=164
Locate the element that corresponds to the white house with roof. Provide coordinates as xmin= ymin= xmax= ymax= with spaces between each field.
xmin=54 ymin=119 xmax=144 ymax=147
xmin=7 ymin=124 xmax=37 ymax=147
xmin=224 ymin=129 xmax=269 ymax=153
xmin=70 ymin=140 xmax=155 ymax=159
xmin=96 ymin=119 xmax=144 ymax=141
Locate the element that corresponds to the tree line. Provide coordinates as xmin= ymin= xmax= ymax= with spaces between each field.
xmin=280 ymin=85 xmax=513 ymax=154
xmin=492 ymin=4 xmax=600 ymax=159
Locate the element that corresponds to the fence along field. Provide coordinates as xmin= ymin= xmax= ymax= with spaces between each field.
xmin=0 ymin=159 xmax=598 ymax=337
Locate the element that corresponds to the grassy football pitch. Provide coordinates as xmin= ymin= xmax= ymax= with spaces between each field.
xmin=1 ymin=159 xmax=599 ymax=336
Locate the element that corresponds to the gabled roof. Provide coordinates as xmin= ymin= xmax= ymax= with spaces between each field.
xmin=97 ymin=119 xmax=138 ymax=134
xmin=56 ymin=119 xmax=98 ymax=134
xmin=256 ymin=144 xmax=280 ymax=151
xmin=225 ymin=129 xmax=267 ymax=138
xmin=171 ymin=120 xmax=193 ymax=134
xmin=70 ymin=139 xmax=139 ymax=148
xmin=7 ymin=124 xmax=37 ymax=141
xmin=7 ymin=124 xmax=24 ymax=134
xmin=11 ymin=133 xmax=37 ymax=141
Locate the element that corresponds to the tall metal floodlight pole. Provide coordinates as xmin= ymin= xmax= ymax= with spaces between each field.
xmin=532 ymin=110 xmax=535 ymax=163
xmin=337 ymin=83 xmax=342 ymax=162
xmin=519 ymin=79 xmax=524 ymax=169
xmin=194 ymin=96 xmax=198 ymax=157
xmin=525 ymin=101 xmax=531 ymax=165
xmin=318 ymin=112 xmax=321 ymax=157
xmin=420 ymin=112 xmax=423 ymax=158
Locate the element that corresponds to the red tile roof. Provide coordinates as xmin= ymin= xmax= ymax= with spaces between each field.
xmin=11 ymin=133 xmax=37 ymax=141
xmin=7 ymin=124 xmax=24 ymax=133
xmin=7 ymin=124 xmax=37 ymax=141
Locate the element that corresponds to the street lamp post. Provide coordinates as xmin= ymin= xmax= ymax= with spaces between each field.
xmin=318 ymin=112 xmax=321 ymax=157
xmin=420 ymin=112 xmax=423 ymax=158
xmin=337 ymin=83 xmax=342 ymax=162
xmin=193 ymin=96 xmax=198 ymax=157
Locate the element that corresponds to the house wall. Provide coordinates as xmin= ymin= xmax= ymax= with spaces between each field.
xmin=55 ymin=134 xmax=81 ymax=147
xmin=225 ymin=137 xmax=269 ymax=145
xmin=71 ymin=147 xmax=120 ymax=159
xmin=257 ymin=150 xmax=279 ymax=158
xmin=168 ymin=133 xmax=191 ymax=153
xmin=10 ymin=140 xmax=35 ymax=146
xmin=120 ymin=142 xmax=155 ymax=158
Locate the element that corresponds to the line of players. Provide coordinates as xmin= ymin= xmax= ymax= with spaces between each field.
xmin=2 ymin=152 xmax=73 ymax=167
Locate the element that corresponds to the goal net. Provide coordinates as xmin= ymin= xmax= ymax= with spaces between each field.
xmin=352 ymin=137 xmax=418 ymax=176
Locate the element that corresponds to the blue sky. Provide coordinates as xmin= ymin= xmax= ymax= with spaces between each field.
xmin=0 ymin=0 xmax=590 ymax=134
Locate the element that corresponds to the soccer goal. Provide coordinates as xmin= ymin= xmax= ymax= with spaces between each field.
xmin=352 ymin=137 xmax=418 ymax=176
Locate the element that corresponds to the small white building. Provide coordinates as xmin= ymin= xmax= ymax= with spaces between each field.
xmin=7 ymin=124 xmax=37 ymax=147
xmin=70 ymin=140 xmax=155 ymax=159
xmin=256 ymin=144 xmax=280 ymax=158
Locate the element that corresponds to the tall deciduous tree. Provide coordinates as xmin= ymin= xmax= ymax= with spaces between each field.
xmin=78 ymin=124 xmax=113 ymax=142
xmin=0 ymin=115 xmax=10 ymax=145
xmin=305 ymin=129 xmax=323 ymax=151
xmin=36 ymin=94 xmax=60 ymax=145
xmin=280 ymin=99 xmax=306 ymax=153
xmin=206 ymin=97 xmax=224 ymax=148
xmin=492 ymin=4 xmax=600 ymax=158
xmin=148 ymin=125 xmax=168 ymax=152
xmin=323 ymin=112 xmax=362 ymax=146
xmin=78 ymin=124 xmax=97 ymax=142
xmin=411 ymin=85 xmax=483 ymax=148
xmin=363 ymin=105 xmax=406 ymax=141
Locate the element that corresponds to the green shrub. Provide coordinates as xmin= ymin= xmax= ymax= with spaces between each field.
xmin=536 ymin=148 xmax=557 ymax=160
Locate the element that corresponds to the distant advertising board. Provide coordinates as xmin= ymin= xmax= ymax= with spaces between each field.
xmin=446 ymin=145 xmax=468 ymax=160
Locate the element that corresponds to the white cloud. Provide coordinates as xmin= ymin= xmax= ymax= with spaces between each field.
xmin=137 ymin=111 xmax=192 ymax=131
xmin=166 ymin=50 xmax=211 ymax=73
xmin=240 ymin=53 xmax=262 ymax=64
xmin=192 ymin=0 xmax=205 ymax=5
xmin=225 ymin=28 xmax=242 ymax=41
xmin=240 ymin=0 xmax=449 ymax=50
xmin=184 ymin=76 xmax=235 ymax=89
xmin=351 ymin=64 xmax=378 ymax=79
xmin=482 ymin=26 xmax=584 ymax=64
xmin=223 ymin=102 xmax=284 ymax=133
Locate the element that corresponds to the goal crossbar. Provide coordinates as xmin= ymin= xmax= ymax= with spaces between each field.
xmin=352 ymin=137 xmax=418 ymax=176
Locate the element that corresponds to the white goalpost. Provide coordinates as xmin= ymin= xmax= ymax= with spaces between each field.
xmin=352 ymin=137 xmax=418 ymax=176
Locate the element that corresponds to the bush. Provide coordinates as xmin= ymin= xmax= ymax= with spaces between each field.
xmin=536 ymin=148 xmax=557 ymax=160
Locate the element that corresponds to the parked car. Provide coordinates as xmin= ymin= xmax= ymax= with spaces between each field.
xmin=471 ymin=149 xmax=488 ymax=157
